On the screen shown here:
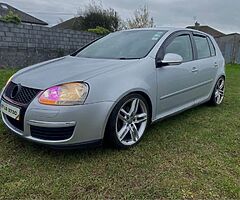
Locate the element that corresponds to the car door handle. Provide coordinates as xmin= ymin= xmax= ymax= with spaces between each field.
xmin=214 ymin=62 xmax=218 ymax=67
xmin=192 ymin=67 xmax=199 ymax=73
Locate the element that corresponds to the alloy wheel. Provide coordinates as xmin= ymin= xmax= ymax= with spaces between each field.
xmin=115 ymin=98 xmax=148 ymax=146
xmin=215 ymin=77 xmax=225 ymax=105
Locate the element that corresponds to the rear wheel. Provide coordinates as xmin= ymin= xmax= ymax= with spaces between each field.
xmin=209 ymin=76 xmax=225 ymax=106
xmin=105 ymin=94 xmax=150 ymax=149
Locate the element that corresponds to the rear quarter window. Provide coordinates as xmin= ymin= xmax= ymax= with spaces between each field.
xmin=207 ymin=37 xmax=216 ymax=56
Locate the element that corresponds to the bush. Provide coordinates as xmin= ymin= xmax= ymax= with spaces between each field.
xmin=0 ymin=11 xmax=21 ymax=24
xmin=88 ymin=26 xmax=110 ymax=35
xmin=78 ymin=1 xmax=121 ymax=32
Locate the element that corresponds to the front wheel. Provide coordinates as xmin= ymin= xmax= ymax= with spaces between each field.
xmin=105 ymin=94 xmax=150 ymax=149
xmin=209 ymin=76 xmax=225 ymax=106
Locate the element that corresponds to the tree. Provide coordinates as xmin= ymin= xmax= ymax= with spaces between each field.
xmin=124 ymin=5 xmax=154 ymax=29
xmin=0 ymin=11 xmax=21 ymax=24
xmin=77 ymin=0 xmax=121 ymax=32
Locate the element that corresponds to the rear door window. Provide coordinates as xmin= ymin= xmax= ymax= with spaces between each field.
xmin=193 ymin=35 xmax=211 ymax=59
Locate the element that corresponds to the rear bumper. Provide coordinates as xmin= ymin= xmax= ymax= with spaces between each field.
xmin=1 ymin=98 xmax=114 ymax=147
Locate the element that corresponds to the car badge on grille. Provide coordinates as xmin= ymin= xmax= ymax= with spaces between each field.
xmin=11 ymin=84 xmax=21 ymax=99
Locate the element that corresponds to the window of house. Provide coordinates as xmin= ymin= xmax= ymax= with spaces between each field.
xmin=1 ymin=4 xmax=8 ymax=10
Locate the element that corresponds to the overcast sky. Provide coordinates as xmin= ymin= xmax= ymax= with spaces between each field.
xmin=2 ymin=0 xmax=240 ymax=34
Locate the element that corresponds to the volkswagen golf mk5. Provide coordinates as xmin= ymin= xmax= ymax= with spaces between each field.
xmin=0 ymin=28 xmax=225 ymax=149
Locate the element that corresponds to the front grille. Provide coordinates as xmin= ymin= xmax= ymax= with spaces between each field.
xmin=2 ymin=98 xmax=27 ymax=132
xmin=6 ymin=115 xmax=24 ymax=131
xmin=30 ymin=126 xmax=75 ymax=141
xmin=4 ymin=82 xmax=41 ymax=105
xmin=2 ymin=82 xmax=41 ymax=132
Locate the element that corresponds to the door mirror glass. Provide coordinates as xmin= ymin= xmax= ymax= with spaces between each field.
xmin=161 ymin=53 xmax=183 ymax=65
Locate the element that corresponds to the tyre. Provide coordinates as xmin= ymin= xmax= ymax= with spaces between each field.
xmin=209 ymin=76 xmax=225 ymax=106
xmin=105 ymin=94 xmax=150 ymax=149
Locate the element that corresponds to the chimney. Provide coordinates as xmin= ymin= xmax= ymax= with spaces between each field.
xmin=195 ymin=21 xmax=200 ymax=27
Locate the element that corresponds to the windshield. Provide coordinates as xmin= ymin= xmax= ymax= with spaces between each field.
xmin=77 ymin=30 xmax=166 ymax=59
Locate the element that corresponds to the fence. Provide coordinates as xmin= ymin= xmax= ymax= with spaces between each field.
xmin=215 ymin=34 xmax=240 ymax=64
xmin=0 ymin=22 xmax=99 ymax=68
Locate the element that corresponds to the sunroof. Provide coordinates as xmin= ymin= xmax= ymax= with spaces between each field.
xmin=1 ymin=4 xmax=8 ymax=10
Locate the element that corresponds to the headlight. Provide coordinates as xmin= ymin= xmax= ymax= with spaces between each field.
xmin=39 ymin=82 xmax=89 ymax=106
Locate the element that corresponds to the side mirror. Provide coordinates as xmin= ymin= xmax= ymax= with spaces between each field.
xmin=157 ymin=53 xmax=183 ymax=67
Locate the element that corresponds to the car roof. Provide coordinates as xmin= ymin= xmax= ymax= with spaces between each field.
xmin=121 ymin=27 xmax=212 ymax=38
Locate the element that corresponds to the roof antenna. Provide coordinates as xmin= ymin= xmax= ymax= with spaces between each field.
xmin=193 ymin=16 xmax=200 ymax=27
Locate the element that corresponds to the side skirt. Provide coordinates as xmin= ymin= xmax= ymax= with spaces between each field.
xmin=151 ymin=97 xmax=210 ymax=125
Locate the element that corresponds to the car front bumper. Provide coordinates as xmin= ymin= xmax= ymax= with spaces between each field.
xmin=1 ymin=97 xmax=114 ymax=147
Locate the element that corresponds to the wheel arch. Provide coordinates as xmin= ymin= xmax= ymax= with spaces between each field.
xmin=102 ymin=90 xmax=153 ymax=139
xmin=209 ymin=73 xmax=226 ymax=97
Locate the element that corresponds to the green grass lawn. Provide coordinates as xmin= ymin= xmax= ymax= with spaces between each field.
xmin=0 ymin=65 xmax=239 ymax=199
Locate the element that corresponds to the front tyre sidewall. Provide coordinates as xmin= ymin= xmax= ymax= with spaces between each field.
xmin=105 ymin=94 xmax=150 ymax=149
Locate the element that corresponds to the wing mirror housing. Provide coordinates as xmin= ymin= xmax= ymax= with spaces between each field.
xmin=156 ymin=53 xmax=183 ymax=68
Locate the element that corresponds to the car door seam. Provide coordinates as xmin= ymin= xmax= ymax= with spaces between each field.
xmin=160 ymin=79 xmax=213 ymax=100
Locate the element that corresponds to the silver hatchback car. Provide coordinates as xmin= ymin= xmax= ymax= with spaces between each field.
xmin=0 ymin=28 xmax=225 ymax=149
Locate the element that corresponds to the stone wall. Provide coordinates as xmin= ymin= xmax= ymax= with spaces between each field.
xmin=0 ymin=22 xmax=99 ymax=68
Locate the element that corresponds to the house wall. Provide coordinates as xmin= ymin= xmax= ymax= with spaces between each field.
xmin=0 ymin=22 xmax=99 ymax=68
xmin=215 ymin=34 xmax=240 ymax=64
